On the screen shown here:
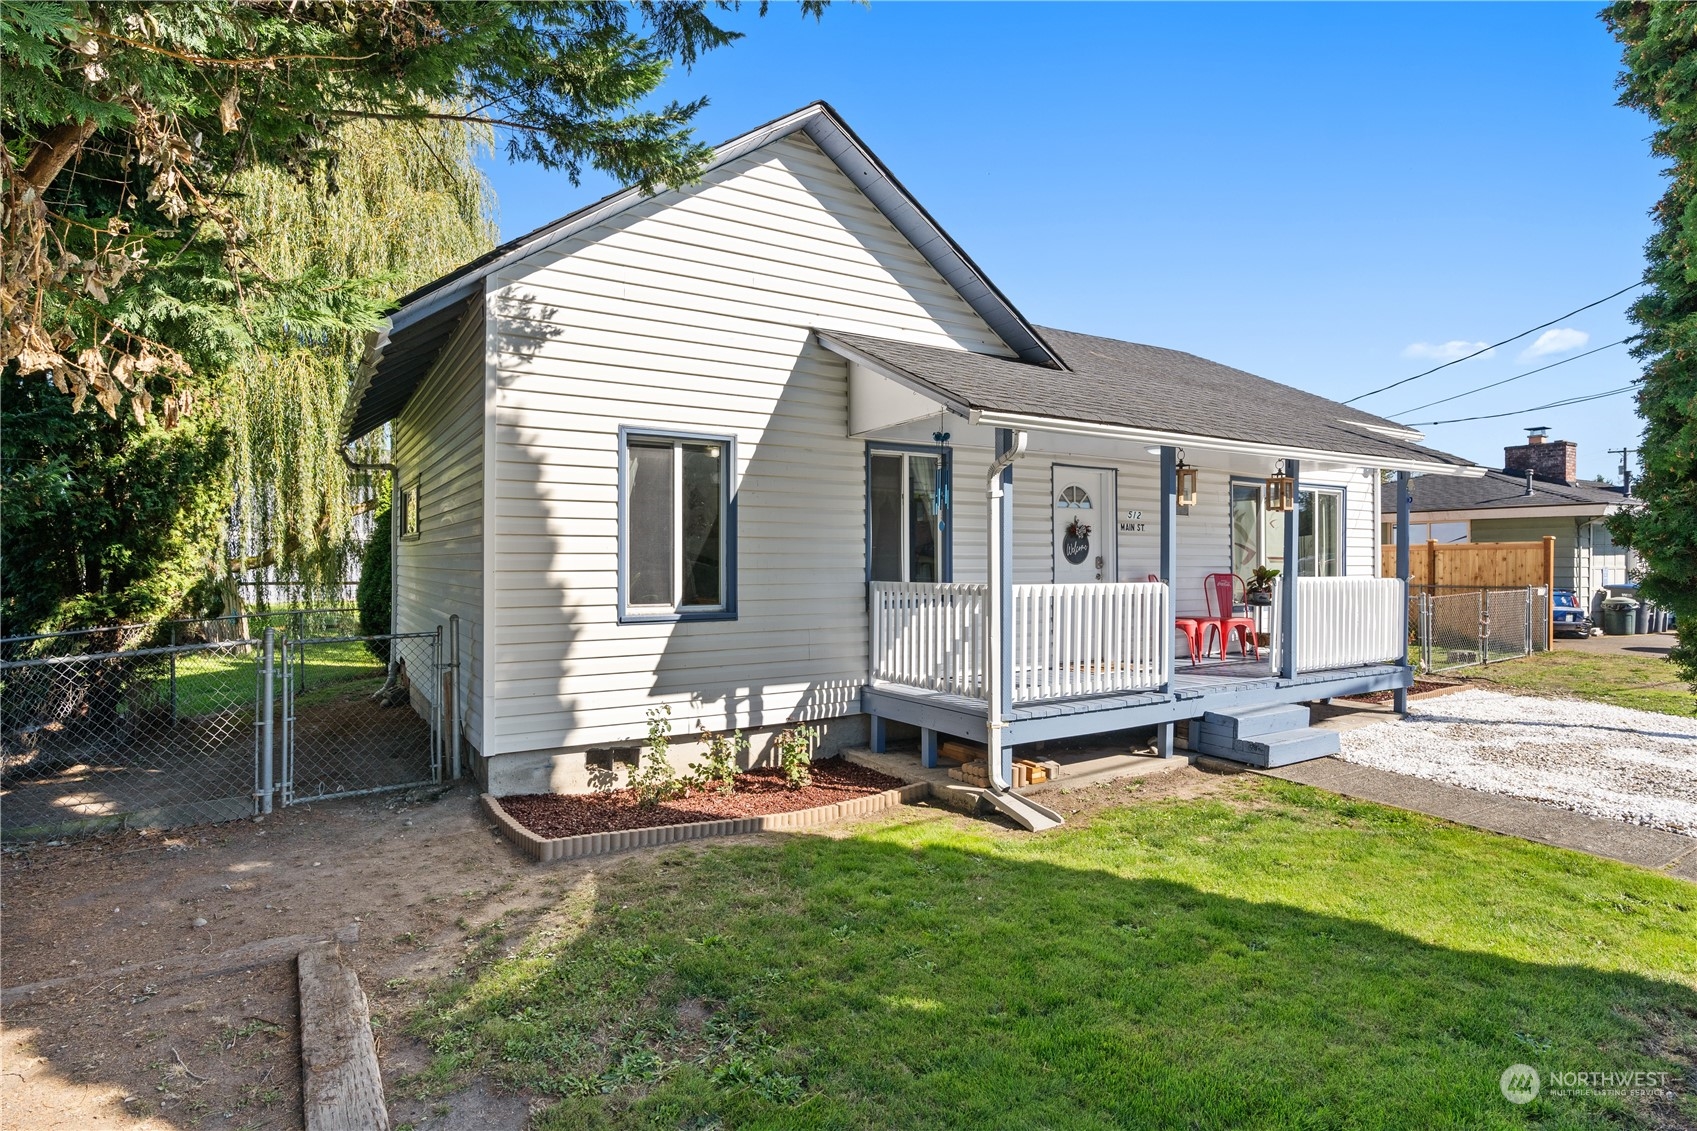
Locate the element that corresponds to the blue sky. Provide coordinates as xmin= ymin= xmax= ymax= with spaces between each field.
xmin=483 ymin=2 xmax=1659 ymax=482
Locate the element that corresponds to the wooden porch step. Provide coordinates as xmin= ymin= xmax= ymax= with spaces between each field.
xmin=1193 ymin=704 xmax=1339 ymax=769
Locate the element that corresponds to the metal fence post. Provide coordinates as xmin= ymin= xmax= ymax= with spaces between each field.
xmin=449 ymin=614 xmax=462 ymax=781
xmin=1420 ymin=593 xmax=1432 ymax=673
xmin=260 ymin=627 xmax=276 ymax=815
xmin=1478 ymin=590 xmax=1489 ymax=665
xmin=1525 ymin=586 xmax=1534 ymax=656
xmin=169 ymin=622 xmax=178 ymax=725
xmin=433 ymin=626 xmax=444 ymax=783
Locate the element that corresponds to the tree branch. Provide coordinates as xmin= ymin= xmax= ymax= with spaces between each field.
xmin=329 ymin=109 xmax=552 ymax=136
xmin=18 ymin=119 xmax=99 ymax=193
xmin=84 ymin=28 xmax=375 ymax=68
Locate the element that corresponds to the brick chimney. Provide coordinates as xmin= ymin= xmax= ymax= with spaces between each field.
xmin=1503 ymin=426 xmax=1577 ymax=485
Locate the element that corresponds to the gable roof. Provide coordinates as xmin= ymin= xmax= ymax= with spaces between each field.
xmin=818 ymin=326 xmax=1479 ymax=474
xmin=342 ymin=101 xmax=1060 ymax=442
xmin=1383 ymin=468 xmax=1630 ymax=515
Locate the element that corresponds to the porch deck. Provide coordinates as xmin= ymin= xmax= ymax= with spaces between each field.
xmin=863 ymin=659 xmax=1409 ymax=747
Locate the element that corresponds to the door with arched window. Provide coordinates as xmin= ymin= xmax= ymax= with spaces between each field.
xmin=1052 ymin=466 xmax=1115 ymax=582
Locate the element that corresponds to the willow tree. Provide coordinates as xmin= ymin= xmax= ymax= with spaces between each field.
xmin=2 ymin=1 xmax=823 ymax=634
xmin=221 ymin=118 xmax=497 ymax=606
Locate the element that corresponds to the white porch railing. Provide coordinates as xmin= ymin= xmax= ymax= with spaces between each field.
xmin=869 ymin=582 xmax=989 ymax=698
xmin=1012 ymin=582 xmax=1170 ymax=701
xmin=1292 ymin=576 xmax=1407 ymax=671
xmin=869 ymin=581 xmax=1171 ymax=703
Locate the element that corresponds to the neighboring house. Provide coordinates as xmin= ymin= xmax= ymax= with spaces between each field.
xmin=342 ymin=102 xmax=1481 ymax=798
xmin=1380 ymin=430 xmax=1633 ymax=615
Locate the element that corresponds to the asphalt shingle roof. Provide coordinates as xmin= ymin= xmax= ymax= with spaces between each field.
xmin=1382 ymin=469 xmax=1629 ymax=514
xmin=820 ymin=327 xmax=1477 ymax=471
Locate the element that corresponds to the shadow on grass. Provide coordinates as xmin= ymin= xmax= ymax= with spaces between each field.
xmin=407 ymin=795 xmax=1697 ymax=1131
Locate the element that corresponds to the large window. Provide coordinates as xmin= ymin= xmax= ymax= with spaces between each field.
xmin=1298 ymin=488 xmax=1341 ymax=577
xmin=621 ymin=430 xmax=734 ymax=621
xmin=868 ymin=449 xmax=947 ymax=582
xmin=1232 ymin=481 xmax=1345 ymax=578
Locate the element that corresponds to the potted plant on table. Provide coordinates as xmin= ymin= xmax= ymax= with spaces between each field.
xmin=1245 ymin=566 xmax=1279 ymax=607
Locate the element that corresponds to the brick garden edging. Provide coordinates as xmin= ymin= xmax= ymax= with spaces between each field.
xmin=482 ymin=781 xmax=932 ymax=862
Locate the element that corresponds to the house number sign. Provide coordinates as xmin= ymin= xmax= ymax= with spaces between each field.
xmin=1119 ymin=509 xmax=1147 ymax=533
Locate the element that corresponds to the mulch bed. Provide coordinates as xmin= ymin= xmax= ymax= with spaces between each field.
xmin=495 ymin=757 xmax=910 ymax=840
xmin=1342 ymin=680 xmax=1456 ymax=704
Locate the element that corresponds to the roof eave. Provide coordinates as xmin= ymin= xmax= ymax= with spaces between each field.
xmin=971 ymin=409 xmax=1487 ymax=477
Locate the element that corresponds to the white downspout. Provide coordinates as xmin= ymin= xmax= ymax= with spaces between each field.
xmin=984 ymin=430 xmax=1028 ymax=792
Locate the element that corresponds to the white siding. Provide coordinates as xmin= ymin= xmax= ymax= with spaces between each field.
xmin=486 ymin=135 xmax=1010 ymax=755
xmin=392 ymin=306 xmax=486 ymax=748
xmin=948 ymin=450 xmax=1379 ymax=618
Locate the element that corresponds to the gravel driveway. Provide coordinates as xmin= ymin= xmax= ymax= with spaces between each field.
xmin=1337 ymin=689 xmax=1697 ymax=836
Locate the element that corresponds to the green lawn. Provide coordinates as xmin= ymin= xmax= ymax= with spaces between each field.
xmin=1466 ymin=649 xmax=1695 ymax=717
xmin=403 ymin=779 xmax=1697 ymax=1130
xmin=142 ymin=637 xmax=385 ymax=718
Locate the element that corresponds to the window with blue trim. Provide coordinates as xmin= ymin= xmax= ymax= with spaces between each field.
xmin=622 ymin=432 xmax=732 ymax=619
xmin=869 ymin=450 xmax=947 ymax=582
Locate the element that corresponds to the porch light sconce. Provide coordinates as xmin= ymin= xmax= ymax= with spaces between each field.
xmin=1265 ymin=461 xmax=1296 ymax=513
xmin=1174 ymin=449 xmax=1198 ymax=509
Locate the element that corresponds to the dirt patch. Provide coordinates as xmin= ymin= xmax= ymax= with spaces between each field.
xmin=495 ymin=757 xmax=909 ymax=839
xmin=1023 ymin=764 xmax=1234 ymax=823
xmin=1 ymin=688 xmax=432 ymax=840
xmin=1341 ymin=680 xmax=1457 ymax=704
xmin=0 ymin=783 xmax=562 ymax=1130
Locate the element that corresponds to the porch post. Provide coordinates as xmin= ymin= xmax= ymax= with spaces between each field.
xmin=1393 ymin=470 xmax=1412 ymax=714
xmin=994 ymin=427 xmax=1017 ymax=785
xmin=1280 ymin=458 xmax=1301 ymax=680
xmin=1157 ymin=445 xmax=1179 ymax=757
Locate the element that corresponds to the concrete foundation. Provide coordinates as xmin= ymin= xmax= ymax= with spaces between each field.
xmin=479 ymin=713 xmax=870 ymax=797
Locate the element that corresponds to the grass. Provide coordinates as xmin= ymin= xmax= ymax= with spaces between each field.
xmin=139 ymin=637 xmax=385 ymax=718
xmin=1465 ymin=648 xmax=1695 ymax=717
xmin=404 ymin=779 xmax=1697 ymax=1130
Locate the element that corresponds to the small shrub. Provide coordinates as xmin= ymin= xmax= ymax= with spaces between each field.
xmin=775 ymin=724 xmax=819 ymax=790
xmin=631 ymin=704 xmax=684 ymax=805
xmin=691 ymin=726 xmax=745 ymax=795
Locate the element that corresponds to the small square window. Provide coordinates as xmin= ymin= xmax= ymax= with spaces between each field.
xmin=619 ymin=430 xmax=736 ymax=622
xmin=398 ymin=481 xmax=420 ymax=540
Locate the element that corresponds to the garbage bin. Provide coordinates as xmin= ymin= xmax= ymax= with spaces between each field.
xmin=1602 ymin=596 xmax=1640 ymax=636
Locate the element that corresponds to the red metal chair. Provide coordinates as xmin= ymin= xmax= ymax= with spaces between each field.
xmin=1201 ymin=572 xmax=1259 ymax=660
xmin=1151 ymin=574 xmax=1205 ymax=667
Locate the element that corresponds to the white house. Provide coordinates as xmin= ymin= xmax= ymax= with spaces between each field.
xmin=342 ymin=103 xmax=1482 ymax=802
xmin=1381 ymin=429 xmax=1632 ymax=616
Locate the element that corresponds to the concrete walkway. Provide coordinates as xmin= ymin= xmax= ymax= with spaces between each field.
xmin=1264 ymin=756 xmax=1697 ymax=882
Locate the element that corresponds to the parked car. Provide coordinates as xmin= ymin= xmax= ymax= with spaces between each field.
xmin=1552 ymin=589 xmax=1594 ymax=638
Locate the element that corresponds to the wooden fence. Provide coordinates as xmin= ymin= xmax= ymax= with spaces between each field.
xmin=1382 ymin=537 xmax=1557 ymax=643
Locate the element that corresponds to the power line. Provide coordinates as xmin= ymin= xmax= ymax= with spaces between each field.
xmin=1344 ymin=282 xmax=1644 ymax=405
xmin=1390 ymin=338 xmax=1630 ymax=417
xmin=1406 ymin=382 xmax=1640 ymax=427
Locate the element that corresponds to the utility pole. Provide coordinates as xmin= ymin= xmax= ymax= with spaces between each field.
xmin=1608 ymin=447 xmax=1636 ymax=495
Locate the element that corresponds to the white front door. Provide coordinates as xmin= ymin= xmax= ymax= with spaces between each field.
xmin=1053 ymin=466 xmax=1114 ymax=582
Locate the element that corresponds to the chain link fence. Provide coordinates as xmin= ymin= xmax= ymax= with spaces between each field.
xmin=1 ymin=610 xmax=459 ymax=840
xmin=1408 ymin=586 xmax=1550 ymax=673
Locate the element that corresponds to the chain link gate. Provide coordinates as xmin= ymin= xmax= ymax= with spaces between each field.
xmin=3 ymin=613 xmax=461 ymax=839
xmin=1412 ymin=587 xmax=1549 ymax=674
xmin=276 ymin=629 xmax=442 ymax=805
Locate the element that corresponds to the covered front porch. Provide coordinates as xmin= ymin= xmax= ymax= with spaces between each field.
xmin=819 ymin=326 xmax=1477 ymax=793
xmin=863 ymin=576 xmax=1411 ymax=761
